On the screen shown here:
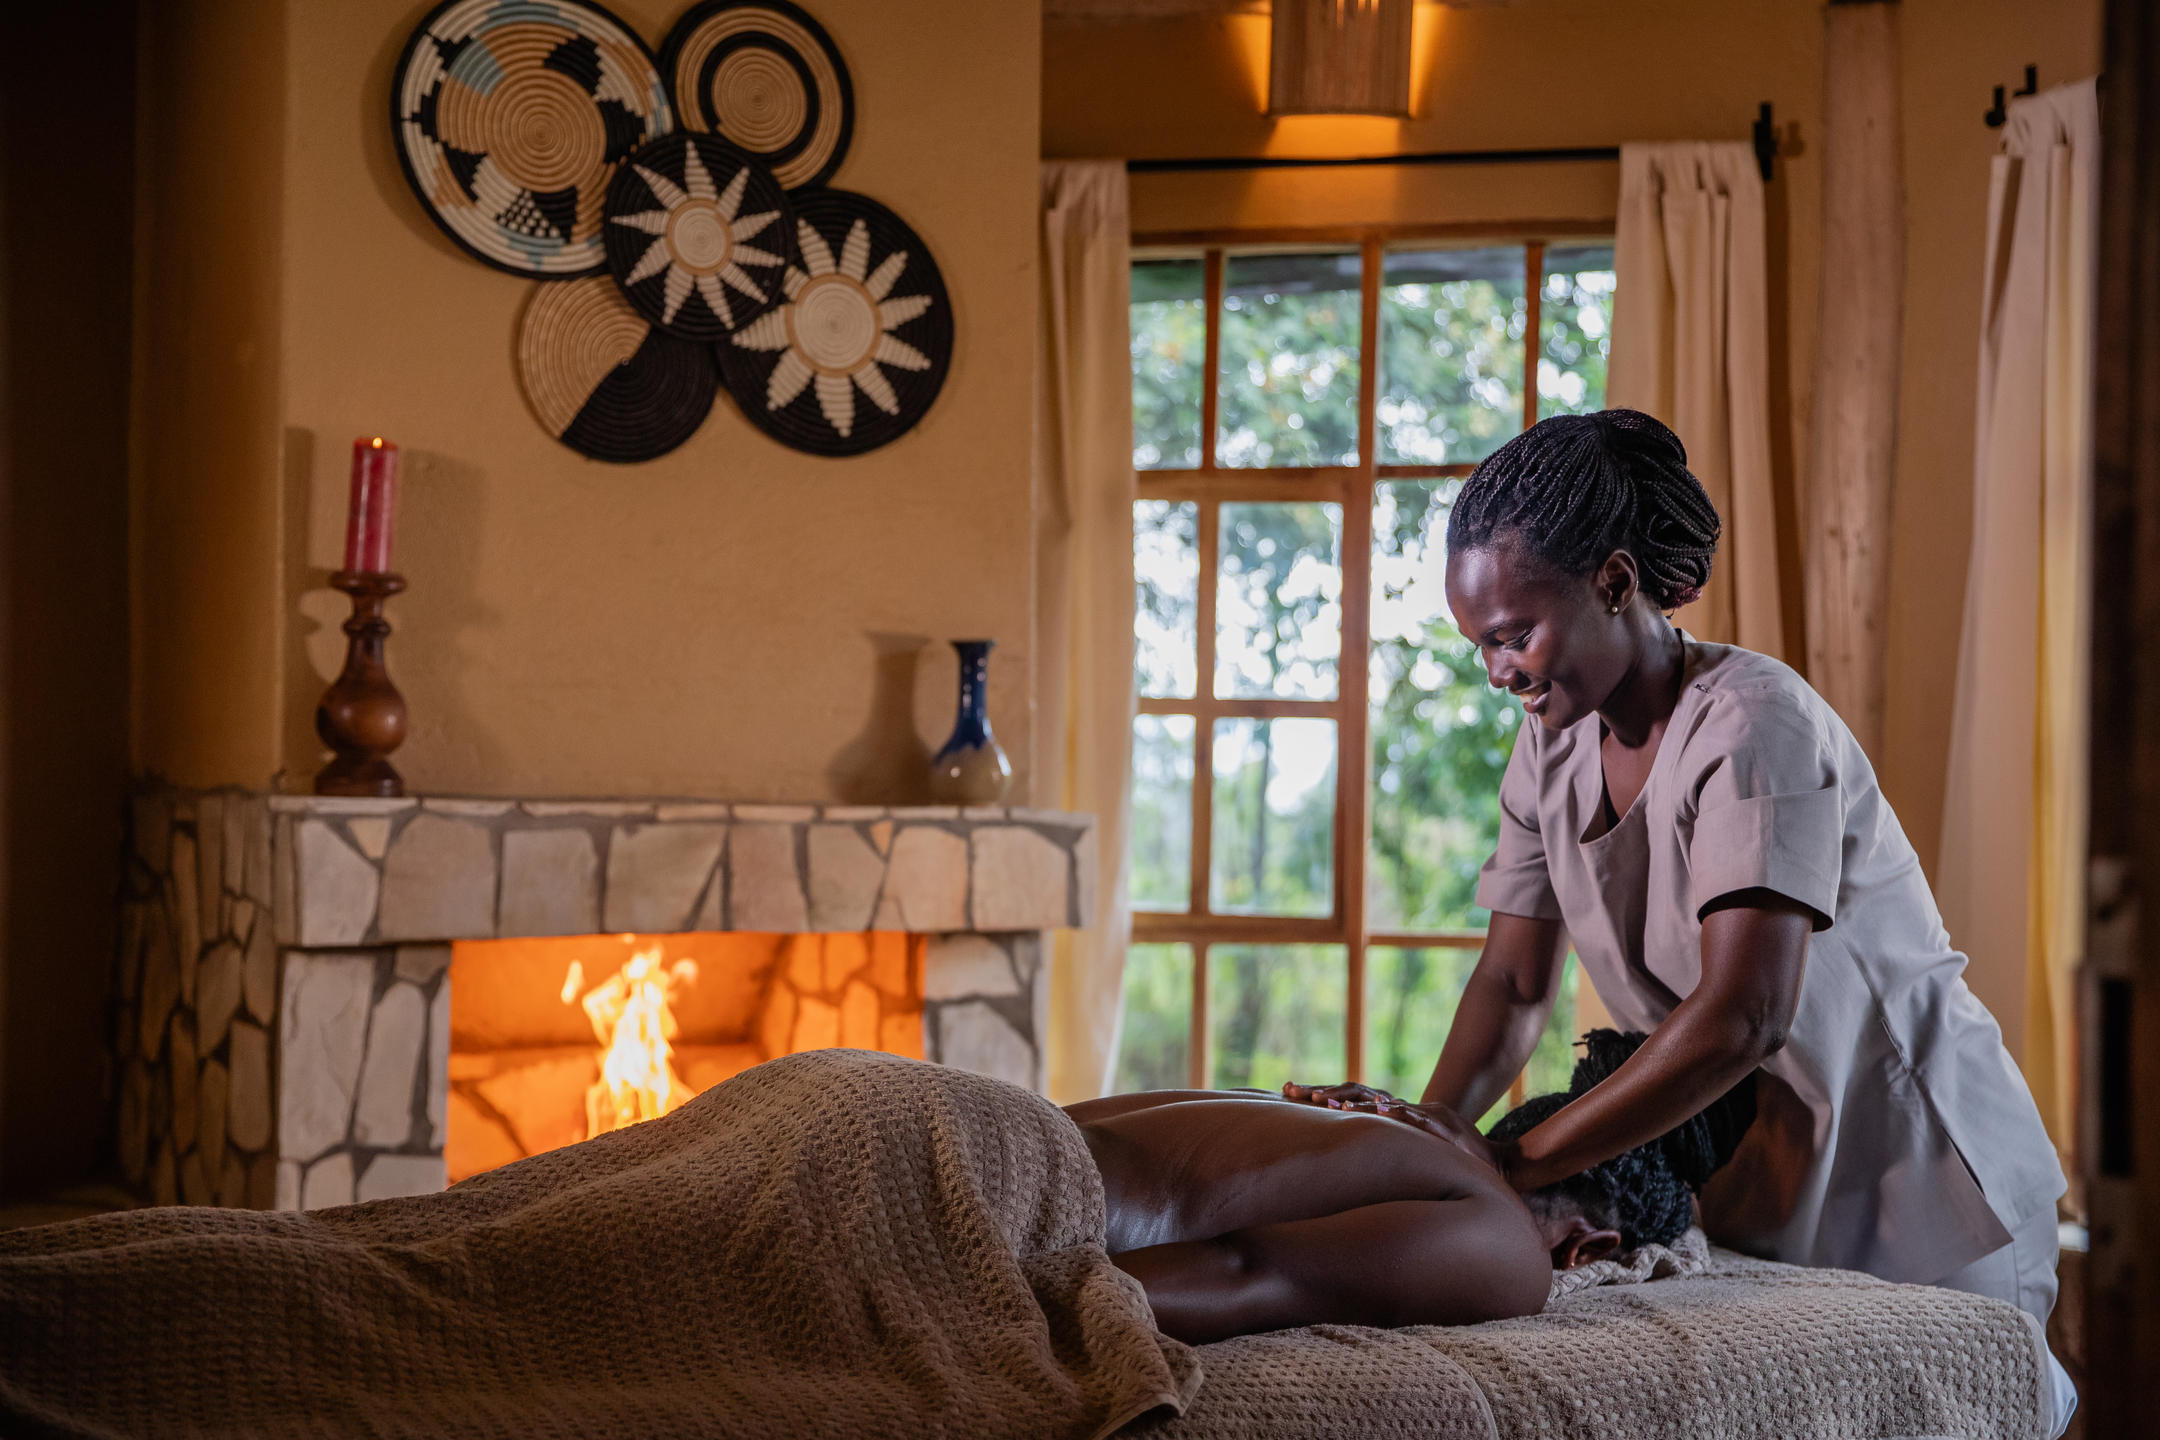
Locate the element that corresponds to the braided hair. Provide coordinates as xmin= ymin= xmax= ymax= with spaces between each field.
xmin=1446 ymin=410 xmax=1722 ymax=611
xmin=1488 ymin=1028 xmax=1756 ymax=1250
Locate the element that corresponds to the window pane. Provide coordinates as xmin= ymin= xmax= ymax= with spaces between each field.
xmin=1217 ymin=251 xmax=1361 ymax=468
xmin=1135 ymin=499 xmax=1199 ymax=698
xmin=1368 ymin=480 xmax=1523 ymax=931
xmin=1538 ymin=244 xmax=1616 ymax=419
xmin=1210 ymin=945 xmax=1345 ymax=1090
xmin=1364 ymin=945 xmax=1478 ymax=1100
xmin=1132 ymin=258 xmax=1206 ymax=469
xmin=1365 ymin=948 xmax=1581 ymax=1126
xmin=1211 ymin=716 xmax=1335 ymax=917
xmin=1521 ymin=958 xmax=1584 ymax=1100
xmin=1115 ymin=942 xmax=1194 ymax=1092
xmin=1377 ymin=246 xmax=1526 ymax=465
xmin=1130 ymin=714 xmax=1195 ymax=911
xmin=1217 ymin=501 xmax=1341 ymax=700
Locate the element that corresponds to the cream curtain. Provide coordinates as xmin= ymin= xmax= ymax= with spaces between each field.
xmin=1035 ymin=160 xmax=1134 ymax=1103
xmin=1938 ymin=78 xmax=2100 ymax=1157
xmin=1607 ymin=142 xmax=1786 ymax=660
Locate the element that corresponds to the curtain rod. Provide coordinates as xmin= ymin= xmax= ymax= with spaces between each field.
xmin=1127 ymin=103 xmax=1780 ymax=183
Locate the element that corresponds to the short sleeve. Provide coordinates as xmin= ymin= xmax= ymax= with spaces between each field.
xmin=1682 ymin=691 xmax=1844 ymax=930
xmin=1474 ymin=725 xmax=1563 ymax=921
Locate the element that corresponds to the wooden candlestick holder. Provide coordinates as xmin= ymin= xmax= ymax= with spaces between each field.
xmin=314 ymin=571 xmax=409 ymax=797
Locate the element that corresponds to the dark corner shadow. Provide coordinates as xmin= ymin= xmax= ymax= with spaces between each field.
xmin=826 ymin=631 xmax=935 ymax=806
xmin=363 ymin=0 xmax=484 ymax=271
xmin=282 ymin=429 xmax=507 ymax=788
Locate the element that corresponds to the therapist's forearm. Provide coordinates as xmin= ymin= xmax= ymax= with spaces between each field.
xmin=1506 ymin=992 xmax=1769 ymax=1191
xmin=1421 ymin=913 xmax=1568 ymax=1115
xmin=1422 ymin=964 xmax=1552 ymax=1116
xmin=1507 ymin=894 xmax=1810 ymax=1191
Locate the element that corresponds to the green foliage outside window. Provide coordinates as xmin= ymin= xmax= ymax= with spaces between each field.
xmin=1118 ymin=241 xmax=1615 ymax=1118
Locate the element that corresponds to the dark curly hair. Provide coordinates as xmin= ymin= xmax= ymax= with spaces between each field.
xmin=1445 ymin=409 xmax=1722 ymax=611
xmin=1489 ymin=1028 xmax=1756 ymax=1250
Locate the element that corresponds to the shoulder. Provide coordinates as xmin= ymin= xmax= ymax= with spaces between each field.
xmin=1676 ymin=643 xmax=1844 ymax=758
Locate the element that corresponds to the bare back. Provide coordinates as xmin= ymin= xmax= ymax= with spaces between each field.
xmin=1065 ymin=1092 xmax=1550 ymax=1343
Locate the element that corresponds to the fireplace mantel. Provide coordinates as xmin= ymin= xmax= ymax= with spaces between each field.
xmin=267 ymin=796 xmax=1094 ymax=946
xmin=113 ymin=786 xmax=1094 ymax=1214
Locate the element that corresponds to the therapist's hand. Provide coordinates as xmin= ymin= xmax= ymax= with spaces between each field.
xmin=1366 ymin=1097 xmax=1518 ymax=1183
xmin=1281 ymin=1081 xmax=1396 ymax=1109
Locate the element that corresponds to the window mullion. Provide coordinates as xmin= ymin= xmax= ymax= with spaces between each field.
xmin=1190 ymin=499 xmax=1219 ymax=922
xmin=1523 ymin=241 xmax=1544 ymax=432
xmin=1189 ymin=941 xmax=1211 ymax=1088
xmin=1200 ymin=250 xmax=1224 ymax=474
xmin=1339 ymin=236 xmax=1382 ymax=1085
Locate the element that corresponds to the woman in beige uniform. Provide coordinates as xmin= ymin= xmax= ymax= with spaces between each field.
xmin=1298 ymin=410 xmax=2066 ymax=1331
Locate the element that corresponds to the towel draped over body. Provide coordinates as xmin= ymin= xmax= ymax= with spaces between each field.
xmin=0 ymin=1050 xmax=1198 ymax=1440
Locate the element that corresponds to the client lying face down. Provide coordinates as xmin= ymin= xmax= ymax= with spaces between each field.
xmin=1065 ymin=1029 xmax=1754 ymax=1344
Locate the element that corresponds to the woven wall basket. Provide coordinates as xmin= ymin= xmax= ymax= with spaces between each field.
xmin=393 ymin=0 xmax=673 ymax=277
xmin=603 ymin=133 xmax=797 ymax=342
xmin=718 ymin=188 xmax=952 ymax=457
xmin=519 ymin=276 xmax=719 ymax=462
xmin=659 ymin=0 xmax=854 ymax=191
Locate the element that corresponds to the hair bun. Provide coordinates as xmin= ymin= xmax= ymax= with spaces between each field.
xmin=1568 ymin=1027 xmax=1647 ymax=1093
xmin=1591 ymin=408 xmax=1689 ymax=470
xmin=1567 ymin=1028 xmax=1756 ymax=1191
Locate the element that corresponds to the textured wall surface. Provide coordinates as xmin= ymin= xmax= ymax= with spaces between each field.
xmin=274 ymin=0 xmax=1042 ymax=803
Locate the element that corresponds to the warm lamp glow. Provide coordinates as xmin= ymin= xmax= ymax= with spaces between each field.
xmin=1269 ymin=0 xmax=1414 ymax=117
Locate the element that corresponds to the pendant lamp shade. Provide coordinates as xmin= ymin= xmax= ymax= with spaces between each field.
xmin=1268 ymin=0 xmax=1415 ymax=116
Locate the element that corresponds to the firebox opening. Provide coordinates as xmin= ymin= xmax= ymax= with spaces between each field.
xmin=446 ymin=931 xmax=925 ymax=1183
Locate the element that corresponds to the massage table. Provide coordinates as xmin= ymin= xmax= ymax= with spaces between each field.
xmin=1133 ymin=1247 xmax=2059 ymax=1439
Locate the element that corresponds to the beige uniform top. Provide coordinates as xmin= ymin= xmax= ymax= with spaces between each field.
xmin=1476 ymin=637 xmax=2065 ymax=1283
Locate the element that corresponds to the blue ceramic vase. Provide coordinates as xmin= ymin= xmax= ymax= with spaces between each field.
xmin=929 ymin=639 xmax=1011 ymax=804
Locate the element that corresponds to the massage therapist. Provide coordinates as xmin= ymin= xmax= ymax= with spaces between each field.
xmin=1294 ymin=410 xmax=2065 ymax=1330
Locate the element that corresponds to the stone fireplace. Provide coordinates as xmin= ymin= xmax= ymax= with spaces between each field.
xmin=112 ymin=788 xmax=1091 ymax=1210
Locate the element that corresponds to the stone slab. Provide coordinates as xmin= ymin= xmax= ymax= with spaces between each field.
xmin=292 ymin=821 xmax=379 ymax=947
xmin=806 ymin=825 xmax=884 ymax=931
xmin=499 ymin=829 xmax=601 ymax=937
xmin=969 ymin=827 xmax=1071 ymax=931
xmin=227 ymin=1020 xmax=271 ymax=1152
xmin=729 ymin=825 xmax=808 ymax=932
xmin=922 ymin=935 xmax=1021 ymax=1000
xmin=603 ymin=823 xmax=727 ymax=932
xmin=277 ymin=954 xmax=376 ymax=1160
xmin=880 ymin=827 xmax=968 ymax=932
xmin=353 ymin=982 xmax=426 ymax=1148
xmin=196 ymin=941 xmax=243 ymax=1054
xmin=376 ymin=814 xmax=496 ymax=941
xmin=357 ymin=1153 xmax=446 ymax=1202
xmin=302 ymin=1152 xmax=354 ymax=1210
xmin=934 ymin=1001 xmax=1035 ymax=1089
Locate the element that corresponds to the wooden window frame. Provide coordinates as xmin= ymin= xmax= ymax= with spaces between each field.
xmin=1130 ymin=220 xmax=1614 ymax=1092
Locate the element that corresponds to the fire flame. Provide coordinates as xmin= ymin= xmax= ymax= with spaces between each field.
xmin=561 ymin=943 xmax=699 ymax=1139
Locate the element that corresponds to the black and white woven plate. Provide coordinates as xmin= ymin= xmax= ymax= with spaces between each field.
xmin=392 ymin=0 xmax=672 ymax=276
xmin=518 ymin=276 xmax=718 ymax=461
xmin=659 ymin=0 xmax=853 ymax=191
xmin=717 ymin=188 xmax=951 ymax=456
xmin=602 ymin=132 xmax=796 ymax=341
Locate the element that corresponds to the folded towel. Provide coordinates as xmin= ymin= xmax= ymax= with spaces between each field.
xmin=1545 ymin=1224 xmax=1712 ymax=1302
xmin=0 ymin=1049 xmax=1199 ymax=1440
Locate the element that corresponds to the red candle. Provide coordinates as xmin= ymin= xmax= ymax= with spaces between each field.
xmin=343 ymin=437 xmax=401 ymax=574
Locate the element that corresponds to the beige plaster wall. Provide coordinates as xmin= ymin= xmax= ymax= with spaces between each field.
xmin=136 ymin=0 xmax=1040 ymax=803
xmin=131 ymin=0 xmax=288 ymax=789
xmin=1043 ymin=0 xmax=2102 ymax=875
